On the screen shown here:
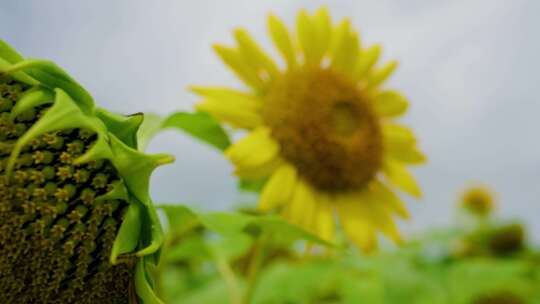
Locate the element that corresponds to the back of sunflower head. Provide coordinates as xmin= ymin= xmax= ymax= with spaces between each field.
xmin=0 ymin=40 xmax=172 ymax=304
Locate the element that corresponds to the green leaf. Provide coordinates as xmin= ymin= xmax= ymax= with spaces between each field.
xmin=137 ymin=113 xmax=167 ymax=151
xmin=253 ymin=261 xmax=341 ymax=303
xmin=174 ymin=278 xmax=231 ymax=304
xmin=4 ymin=59 xmax=94 ymax=113
xmin=166 ymin=236 xmax=210 ymax=262
xmin=0 ymin=54 xmax=39 ymax=85
xmin=160 ymin=206 xmax=334 ymax=247
xmin=137 ymin=200 xmax=166 ymax=259
xmin=9 ymin=88 xmax=54 ymax=120
xmin=198 ymin=210 xmax=334 ymax=247
xmin=251 ymin=216 xmax=335 ymax=247
xmin=372 ymin=256 xmax=447 ymax=304
xmin=342 ymin=275 xmax=385 ymax=304
xmin=210 ymin=233 xmax=253 ymax=261
xmin=199 ymin=212 xmax=254 ymax=236
xmin=109 ymin=135 xmax=174 ymax=205
xmin=95 ymin=108 xmax=143 ymax=149
xmin=136 ymin=111 xmax=231 ymax=153
xmin=163 ymin=226 xmax=251 ymax=278
xmin=0 ymin=39 xmax=24 ymax=63
xmin=160 ymin=205 xmax=199 ymax=234
xmin=135 ymin=257 xmax=165 ymax=304
xmin=162 ymin=112 xmax=231 ymax=151
xmin=110 ymin=201 xmax=142 ymax=264
xmin=447 ymin=258 xmax=534 ymax=304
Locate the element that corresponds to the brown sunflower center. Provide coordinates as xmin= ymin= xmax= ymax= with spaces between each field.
xmin=262 ymin=67 xmax=383 ymax=193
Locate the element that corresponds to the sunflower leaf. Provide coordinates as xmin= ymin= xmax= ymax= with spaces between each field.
xmin=160 ymin=205 xmax=199 ymax=234
xmin=137 ymin=111 xmax=231 ymax=152
xmin=162 ymin=111 xmax=231 ymax=150
xmin=158 ymin=206 xmax=335 ymax=247
xmin=137 ymin=113 xmax=166 ymax=151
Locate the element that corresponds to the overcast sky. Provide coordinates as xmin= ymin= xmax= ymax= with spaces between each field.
xmin=1 ymin=0 xmax=539 ymax=241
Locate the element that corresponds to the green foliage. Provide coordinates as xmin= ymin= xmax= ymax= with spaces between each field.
xmin=138 ymin=111 xmax=231 ymax=151
xmin=130 ymin=61 xmax=540 ymax=304
xmin=154 ymin=204 xmax=540 ymax=304
xmin=161 ymin=205 xmax=334 ymax=246
xmin=155 ymin=205 xmax=338 ymax=303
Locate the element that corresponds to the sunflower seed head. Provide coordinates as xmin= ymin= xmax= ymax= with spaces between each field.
xmin=488 ymin=224 xmax=525 ymax=256
xmin=0 ymin=77 xmax=136 ymax=303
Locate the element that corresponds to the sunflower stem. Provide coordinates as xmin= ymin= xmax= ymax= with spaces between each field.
xmin=242 ymin=235 xmax=267 ymax=304
xmin=154 ymin=235 xmax=171 ymax=300
xmin=212 ymin=249 xmax=242 ymax=304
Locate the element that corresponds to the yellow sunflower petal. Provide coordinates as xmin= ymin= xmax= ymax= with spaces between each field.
xmin=225 ymin=127 xmax=280 ymax=170
xmin=382 ymin=123 xmax=417 ymax=146
xmin=371 ymin=181 xmax=410 ymax=219
xmin=191 ymin=86 xmax=256 ymax=101
xmin=312 ymin=194 xmax=335 ymax=242
xmin=259 ymin=163 xmax=298 ymax=211
xmin=385 ymin=143 xmax=427 ymax=165
xmin=336 ymin=198 xmax=377 ymax=253
xmin=345 ymin=191 xmax=401 ymax=243
xmin=359 ymin=186 xmax=404 ymax=244
xmin=354 ymin=44 xmax=381 ymax=81
xmin=367 ymin=60 xmax=399 ymax=89
xmin=195 ymin=98 xmax=262 ymax=129
xmin=191 ymin=86 xmax=261 ymax=110
xmin=268 ymin=14 xmax=297 ymax=68
xmin=235 ymin=157 xmax=282 ymax=180
xmin=330 ymin=19 xmax=360 ymax=76
xmin=284 ymin=180 xmax=317 ymax=232
xmin=382 ymin=123 xmax=425 ymax=164
xmin=382 ymin=159 xmax=422 ymax=198
xmin=312 ymin=7 xmax=332 ymax=62
xmin=234 ymin=29 xmax=280 ymax=80
xmin=213 ymin=44 xmax=264 ymax=90
xmin=373 ymin=90 xmax=409 ymax=117
xmin=366 ymin=202 xmax=402 ymax=244
xmin=296 ymin=9 xmax=320 ymax=65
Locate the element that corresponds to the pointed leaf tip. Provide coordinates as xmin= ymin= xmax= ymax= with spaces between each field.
xmin=154 ymin=153 xmax=176 ymax=166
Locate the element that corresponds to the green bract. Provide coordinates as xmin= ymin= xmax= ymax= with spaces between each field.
xmin=0 ymin=40 xmax=172 ymax=304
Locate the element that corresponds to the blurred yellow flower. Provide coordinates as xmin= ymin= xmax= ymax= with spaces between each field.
xmin=192 ymin=8 xmax=425 ymax=252
xmin=461 ymin=185 xmax=495 ymax=216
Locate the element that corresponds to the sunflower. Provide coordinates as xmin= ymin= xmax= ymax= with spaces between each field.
xmin=461 ymin=185 xmax=495 ymax=216
xmin=192 ymin=8 xmax=425 ymax=252
xmin=0 ymin=40 xmax=170 ymax=303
